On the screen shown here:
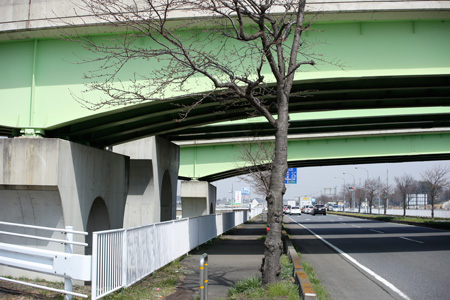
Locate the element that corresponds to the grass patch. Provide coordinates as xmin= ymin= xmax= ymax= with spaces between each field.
xmin=0 ymin=277 xmax=89 ymax=300
xmin=331 ymin=212 xmax=450 ymax=230
xmin=100 ymin=258 xmax=187 ymax=300
xmin=227 ymin=255 xmax=300 ymax=300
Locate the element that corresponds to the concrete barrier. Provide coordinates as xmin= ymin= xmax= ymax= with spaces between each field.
xmin=283 ymin=231 xmax=318 ymax=300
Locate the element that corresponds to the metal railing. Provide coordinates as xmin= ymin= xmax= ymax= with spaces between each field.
xmin=91 ymin=209 xmax=258 ymax=299
xmin=0 ymin=208 xmax=263 ymax=300
xmin=0 ymin=222 xmax=90 ymax=299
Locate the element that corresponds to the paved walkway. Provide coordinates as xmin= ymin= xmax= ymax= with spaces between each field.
xmin=166 ymin=215 xmax=267 ymax=300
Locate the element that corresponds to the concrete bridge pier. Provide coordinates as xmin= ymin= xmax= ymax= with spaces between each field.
xmin=0 ymin=136 xmax=180 ymax=280
xmin=113 ymin=136 xmax=180 ymax=227
xmin=180 ymin=181 xmax=217 ymax=218
xmin=0 ymin=137 xmax=129 ymax=279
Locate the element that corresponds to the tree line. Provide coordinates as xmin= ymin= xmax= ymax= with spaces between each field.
xmin=315 ymin=165 xmax=450 ymax=219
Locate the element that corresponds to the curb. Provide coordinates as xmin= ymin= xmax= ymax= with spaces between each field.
xmin=282 ymin=230 xmax=318 ymax=300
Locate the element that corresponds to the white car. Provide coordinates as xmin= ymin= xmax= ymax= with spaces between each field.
xmin=306 ymin=205 xmax=314 ymax=214
xmin=289 ymin=206 xmax=301 ymax=215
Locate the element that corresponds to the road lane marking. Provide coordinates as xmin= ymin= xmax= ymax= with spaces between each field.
xmin=370 ymin=229 xmax=384 ymax=234
xmin=400 ymin=237 xmax=424 ymax=244
xmin=352 ymin=225 xmax=362 ymax=228
xmin=291 ymin=217 xmax=411 ymax=300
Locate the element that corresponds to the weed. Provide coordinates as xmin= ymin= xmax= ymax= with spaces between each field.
xmin=267 ymin=281 xmax=299 ymax=299
xmin=303 ymin=261 xmax=331 ymax=300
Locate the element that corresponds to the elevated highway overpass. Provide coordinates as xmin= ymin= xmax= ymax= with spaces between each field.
xmin=0 ymin=1 xmax=449 ymax=279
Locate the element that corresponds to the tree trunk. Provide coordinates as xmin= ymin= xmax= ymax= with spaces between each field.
xmin=261 ymin=91 xmax=289 ymax=285
xmin=431 ymin=196 xmax=435 ymax=219
xmin=403 ymin=198 xmax=406 ymax=216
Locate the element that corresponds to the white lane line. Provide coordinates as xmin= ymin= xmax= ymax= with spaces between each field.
xmin=352 ymin=225 xmax=362 ymax=228
xmin=370 ymin=229 xmax=384 ymax=234
xmin=400 ymin=237 xmax=424 ymax=244
xmin=292 ymin=217 xmax=411 ymax=300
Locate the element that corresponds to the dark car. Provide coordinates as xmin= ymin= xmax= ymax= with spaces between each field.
xmin=312 ymin=204 xmax=326 ymax=216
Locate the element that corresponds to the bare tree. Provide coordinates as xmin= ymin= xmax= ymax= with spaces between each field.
xmin=380 ymin=182 xmax=393 ymax=215
xmin=364 ymin=178 xmax=378 ymax=214
xmin=394 ymin=174 xmax=416 ymax=216
xmin=236 ymin=140 xmax=274 ymax=198
xmin=355 ymin=187 xmax=364 ymax=213
xmin=421 ymin=165 xmax=450 ymax=219
xmin=67 ymin=0 xmax=317 ymax=284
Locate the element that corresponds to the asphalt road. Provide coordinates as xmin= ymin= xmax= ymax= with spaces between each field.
xmin=286 ymin=213 xmax=450 ymax=300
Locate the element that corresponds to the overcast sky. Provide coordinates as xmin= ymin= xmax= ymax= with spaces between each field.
xmin=210 ymin=160 xmax=450 ymax=200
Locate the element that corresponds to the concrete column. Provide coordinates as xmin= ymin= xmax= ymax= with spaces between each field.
xmin=113 ymin=136 xmax=180 ymax=227
xmin=180 ymin=181 xmax=217 ymax=218
xmin=0 ymin=137 xmax=129 ymax=279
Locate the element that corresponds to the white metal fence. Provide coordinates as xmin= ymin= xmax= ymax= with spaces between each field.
xmin=92 ymin=208 xmax=262 ymax=299
xmin=0 ymin=208 xmax=263 ymax=300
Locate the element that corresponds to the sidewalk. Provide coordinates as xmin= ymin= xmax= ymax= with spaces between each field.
xmin=166 ymin=215 xmax=267 ymax=300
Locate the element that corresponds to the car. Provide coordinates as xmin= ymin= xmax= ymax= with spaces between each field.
xmin=283 ymin=205 xmax=291 ymax=214
xmin=306 ymin=205 xmax=314 ymax=214
xmin=289 ymin=206 xmax=301 ymax=215
xmin=301 ymin=206 xmax=308 ymax=213
xmin=312 ymin=204 xmax=326 ymax=216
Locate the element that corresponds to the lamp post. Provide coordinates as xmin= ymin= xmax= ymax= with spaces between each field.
xmin=335 ymin=177 xmax=346 ymax=211
xmin=343 ymin=172 xmax=355 ymax=210
xmin=355 ymin=167 xmax=369 ymax=212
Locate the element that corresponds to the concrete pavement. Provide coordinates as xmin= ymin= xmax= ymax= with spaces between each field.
xmin=166 ymin=215 xmax=267 ymax=300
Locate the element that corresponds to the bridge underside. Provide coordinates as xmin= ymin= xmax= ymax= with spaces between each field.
xmin=179 ymin=131 xmax=450 ymax=182
xmin=1 ymin=73 xmax=448 ymax=148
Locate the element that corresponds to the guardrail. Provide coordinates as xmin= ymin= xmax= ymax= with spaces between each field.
xmin=0 ymin=222 xmax=90 ymax=299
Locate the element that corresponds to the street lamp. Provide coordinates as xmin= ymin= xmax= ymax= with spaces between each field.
xmin=343 ymin=172 xmax=355 ymax=210
xmin=335 ymin=177 xmax=346 ymax=211
xmin=355 ymin=167 xmax=369 ymax=180
xmin=355 ymin=167 xmax=369 ymax=212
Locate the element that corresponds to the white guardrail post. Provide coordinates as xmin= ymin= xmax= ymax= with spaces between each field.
xmin=64 ymin=226 xmax=74 ymax=300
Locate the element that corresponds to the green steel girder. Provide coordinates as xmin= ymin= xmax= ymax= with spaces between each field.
xmin=179 ymin=131 xmax=450 ymax=182
xmin=40 ymin=73 xmax=450 ymax=147
xmin=0 ymin=19 xmax=449 ymax=146
xmin=166 ymin=111 xmax=450 ymax=141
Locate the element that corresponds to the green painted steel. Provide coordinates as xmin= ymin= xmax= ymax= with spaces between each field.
xmin=179 ymin=132 xmax=450 ymax=181
xmin=0 ymin=20 xmax=449 ymax=131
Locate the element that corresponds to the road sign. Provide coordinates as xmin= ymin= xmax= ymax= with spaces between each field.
xmin=241 ymin=187 xmax=250 ymax=196
xmin=285 ymin=168 xmax=297 ymax=184
xmin=234 ymin=191 xmax=242 ymax=204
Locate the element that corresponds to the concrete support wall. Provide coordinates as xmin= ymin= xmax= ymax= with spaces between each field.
xmin=114 ymin=136 xmax=180 ymax=227
xmin=180 ymin=181 xmax=217 ymax=218
xmin=0 ymin=137 xmax=129 ymax=279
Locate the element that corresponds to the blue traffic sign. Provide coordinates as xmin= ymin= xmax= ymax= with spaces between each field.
xmin=285 ymin=168 xmax=297 ymax=184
